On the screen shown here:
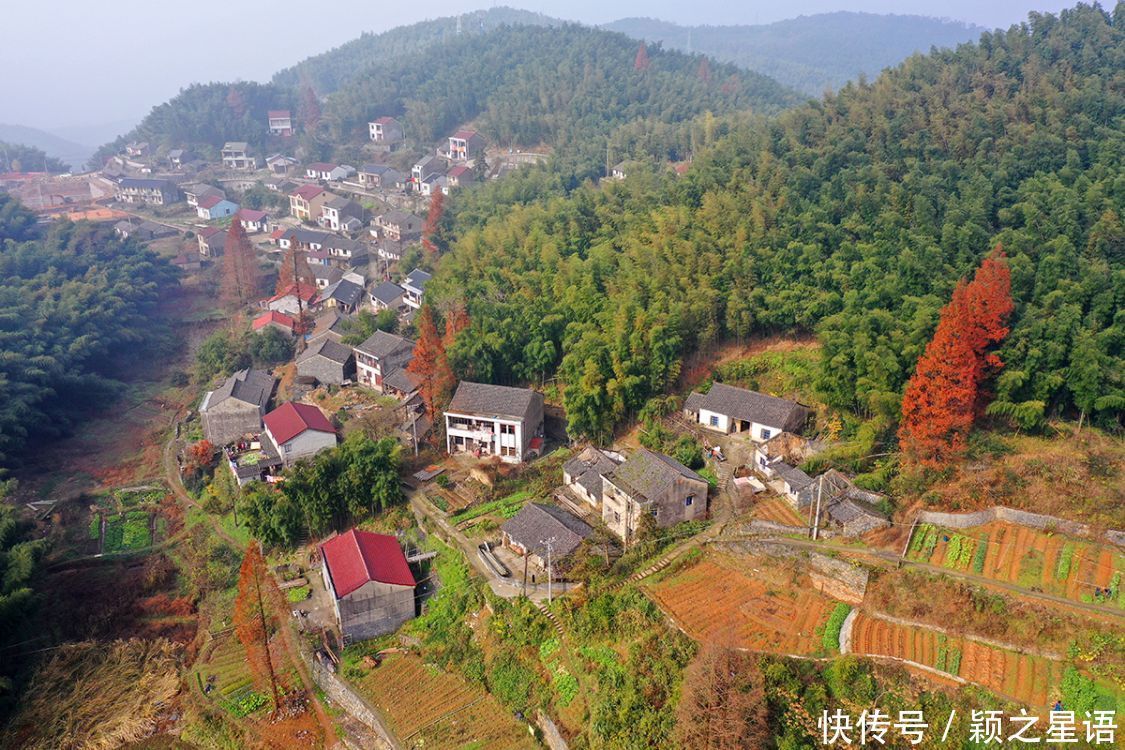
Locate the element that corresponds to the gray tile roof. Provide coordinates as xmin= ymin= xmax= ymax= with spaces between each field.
xmin=696 ymin=383 xmax=807 ymax=430
xmin=355 ymin=330 xmax=414 ymax=361
xmin=564 ymin=447 xmax=620 ymax=498
xmin=403 ymin=268 xmax=432 ymax=292
xmin=683 ymin=392 xmax=704 ymax=413
xmin=370 ymin=281 xmax=405 ymax=305
xmin=298 ymin=336 xmax=354 ymax=365
xmin=321 ymin=279 xmax=364 ymax=307
xmin=204 ymin=369 xmax=274 ymax=411
xmin=447 ymin=381 xmax=541 ymax=421
xmin=773 ymin=462 xmax=813 ymax=491
xmin=312 ymin=310 xmax=350 ymax=340
xmin=604 ymin=448 xmax=705 ymax=503
xmin=501 ymin=503 xmax=592 ymax=559
xmin=383 ymin=367 xmax=422 ymax=394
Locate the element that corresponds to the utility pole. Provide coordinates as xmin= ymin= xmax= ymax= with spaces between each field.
xmin=812 ymin=474 xmax=824 ymax=541
xmin=545 ymin=538 xmax=554 ymax=604
xmin=522 ymin=552 xmax=529 ymax=598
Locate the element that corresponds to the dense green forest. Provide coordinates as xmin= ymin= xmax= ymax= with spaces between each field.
xmin=604 ymin=12 xmax=983 ymax=97
xmin=0 ymin=141 xmax=69 ymax=173
xmin=89 ymin=82 xmax=297 ymax=168
xmin=0 ymin=194 xmax=180 ymax=466
xmin=318 ymin=23 xmax=797 ymax=180
xmin=273 ymin=6 xmax=557 ymax=94
xmin=429 ymin=3 xmax=1124 ymax=443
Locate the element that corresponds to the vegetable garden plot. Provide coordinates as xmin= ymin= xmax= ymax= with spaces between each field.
xmin=350 ymin=653 xmax=534 ymax=749
xmin=751 ymin=496 xmax=807 ymax=527
xmin=848 ymin=614 xmax=1065 ymax=707
xmin=905 ymin=522 xmax=1124 ymax=606
xmin=645 ymin=557 xmax=837 ymax=655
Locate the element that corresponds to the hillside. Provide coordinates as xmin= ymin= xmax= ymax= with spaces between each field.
xmin=0 ymin=124 xmax=90 ymax=172
xmin=318 ymin=23 xmax=797 ymax=178
xmin=430 ymin=4 xmax=1124 ymax=454
xmin=272 ymin=6 xmax=558 ymax=94
xmin=604 ymin=12 xmax=984 ymax=96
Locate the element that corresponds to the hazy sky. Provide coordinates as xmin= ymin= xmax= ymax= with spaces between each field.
xmin=1 ymin=0 xmax=1079 ymax=138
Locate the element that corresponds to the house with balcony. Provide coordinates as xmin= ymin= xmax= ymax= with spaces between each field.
xmin=268 ymin=110 xmax=293 ymax=136
xmin=400 ymin=268 xmax=431 ymax=309
xmin=319 ymin=195 xmax=364 ymax=232
xmin=353 ymin=330 xmax=414 ymax=394
xmin=221 ymin=142 xmax=256 ymax=170
xmin=447 ymin=129 xmax=485 ymax=162
xmin=115 ymin=177 xmax=180 ymax=205
xmin=289 ymin=184 xmax=329 ymax=221
xmin=368 ymin=116 xmax=404 ymax=146
xmin=444 ymin=382 xmax=544 ymax=464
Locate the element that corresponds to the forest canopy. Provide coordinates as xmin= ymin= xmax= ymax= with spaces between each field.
xmin=0 ymin=195 xmax=180 ymax=467
xmin=428 ymin=3 xmax=1125 ymax=440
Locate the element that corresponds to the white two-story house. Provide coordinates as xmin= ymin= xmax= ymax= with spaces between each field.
xmin=444 ymin=382 xmax=544 ymax=464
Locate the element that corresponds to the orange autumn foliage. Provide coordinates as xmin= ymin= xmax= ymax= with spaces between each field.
xmin=234 ymin=543 xmax=284 ymax=713
xmin=899 ymin=247 xmax=1014 ymax=467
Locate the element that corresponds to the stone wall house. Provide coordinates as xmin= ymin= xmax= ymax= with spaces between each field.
xmin=199 ymin=369 xmax=275 ymax=446
xmin=601 ymin=448 xmax=708 ymax=543
xmin=563 ymin=446 xmax=622 ymax=507
xmin=798 ymin=469 xmax=890 ymax=537
xmin=321 ymin=529 xmax=416 ymax=643
xmin=296 ymin=336 xmax=355 ymax=385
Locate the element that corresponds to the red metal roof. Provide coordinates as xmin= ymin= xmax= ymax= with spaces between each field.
xmin=268 ymin=110 xmax=291 ymax=119
xmin=263 ymin=401 xmax=335 ymax=445
xmin=252 ymin=310 xmax=295 ymax=331
xmin=306 ymin=162 xmax=337 ymax=172
xmin=198 ymin=194 xmax=225 ymax=209
xmin=290 ymin=184 xmax=324 ymax=200
xmin=268 ymin=282 xmax=318 ymax=304
xmin=447 ymin=164 xmax=470 ymax=178
xmin=374 ymin=116 xmax=397 ymax=125
xmin=198 ymin=226 xmax=224 ymax=238
xmin=239 ymin=208 xmax=268 ymax=222
xmin=451 ymin=129 xmax=479 ymax=141
xmin=321 ymin=529 xmax=415 ymax=597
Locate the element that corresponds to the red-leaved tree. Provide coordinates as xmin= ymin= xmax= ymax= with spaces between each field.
xmin=221 ymin=220 xmax=257 ymax=311
xmin=634 ymin=42 xmax=650 ymax=72
xmin=899 ymin=247 xmax=1014 ymax=467
xmin=407 ymin=305 xmax=452 ymax=418
xmin=234 ymin=542 xmax=283 ymax=714
xmin=422 ymin=187 xmax=445 ymax=254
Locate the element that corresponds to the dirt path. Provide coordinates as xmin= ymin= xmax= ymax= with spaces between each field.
xmin=163 ymin=420 xmax=339 ymax=747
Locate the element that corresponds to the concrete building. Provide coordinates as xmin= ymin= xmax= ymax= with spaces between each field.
xmin=262 ymin=401 xmax=337 ymax=465
xmin=320 ymin=528 xmax=416 ymax=643
xmin=444 ymin=382 xmax=544 ymax=464
xmin=199 ymin=369 xmax=275 ymax=446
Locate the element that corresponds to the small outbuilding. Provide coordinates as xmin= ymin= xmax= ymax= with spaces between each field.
xmin=320 ymin=529 xmax=416 ymax=643
xmin=500 ymin=503 xmax=593 ymax=570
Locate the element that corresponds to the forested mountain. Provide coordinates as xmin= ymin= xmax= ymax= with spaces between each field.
xmin=0 ymin=141 xmax=69 ymax=174
xmin=0 ymin=195 xmax=180 ymax=467
xmin=604 ymin=12 xmax=984 ymax=97
xmin=273 ymin=6 xmax=558 ymax=94
xmin=89 ymin=82 xmax=296 ymax=168
xmin=0 ymin=124 xmax=89 ymax=172
xmin=429 ymin=3 xmax=1124 ymax=443
xmin=318 ymin=23 xmax=797 ymax=180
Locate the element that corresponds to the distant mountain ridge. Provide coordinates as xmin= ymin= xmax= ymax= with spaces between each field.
xmin=603 ymin=12 xmax=984 ymax=96
xmin=0 ymin=124 xmax=93 ymax=172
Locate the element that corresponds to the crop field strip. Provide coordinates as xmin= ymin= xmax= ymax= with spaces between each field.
xmin=907 ymin=522 xmax=1124 ymax=606
xmin=848 ymin=614 xmax=1064 ymax=707
xmin=752 ymin=496 xmax=808 ymax=527
xmin=645 ymin=557 xmax=835 ymax=654
xmin=352 ymin=653 xmax=534 ymax=749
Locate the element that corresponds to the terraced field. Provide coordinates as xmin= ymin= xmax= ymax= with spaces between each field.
xmin=849 ymin=613 xmax=1065 ymax=708
xmin=646 ymin=556 xmax=836 ymax=654
xmin=752 ymin=496 xmax=807 ymax=527
xmin=350 ymin=653 xmax=535 ymax=749
xmin=194 ymin=633 xmax=268 ymax=717
xmin=906 ymin=522 xmax=1124 ymax=606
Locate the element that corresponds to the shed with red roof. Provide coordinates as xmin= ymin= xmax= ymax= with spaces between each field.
xmin=262 ymin=401 xmax=336 ymax=465
xmin=320 ymin=528 xmax=416 ymax=641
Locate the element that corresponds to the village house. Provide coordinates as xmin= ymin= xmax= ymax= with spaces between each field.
xmin=114 ymin=219 xmax=177 ymax=242
xmin=381 ymin=368 xmax=422 ymax=402
xmin=237 ymin=208 xmax=270 ymax=233
xmin=447 ymin=129 xmax=485 ymax=162
xmin=501 ymin=503 xmax=593 ymax=571
xmin=221 ymin=142 xmax=256 ymax=170
xmin=368 ymin=116 xmax=404 ymax=146
xmin=375 ymin=239 xmax=406 ymax=265
xmin=115 ymin=177 xmax=180 ymax=205
xmin=266 ymin=283 xmax=319 ymax=317
xmin=125 ymin=141 xmax=150 ymax=158
xmin=410 ymin=155 xmax=443 ymax=190
xmin=610 ymin=161 xmax=629 ymax=180
xmin=306 ymin=162 xmax=355 ymax=182
xmin=419 ymin=174 xmax=450 ymax=197
xmin=266 ymin=154 xmax=300 ymax=176
xmin=358 ymin=164 xmax=405 ymax=191
xmin=262 ymin=401 xmax=337 ymax=465
xmin=318 ymin=278 xmax=365 ymax=314
xmin=601 ymin=448 xmax=708 ymax=543
xmin=196 ymin=195 xmax=239 ymax=220
xmin=289 ymin=184 xmax=329 ymax=222
xmin=276 ymin=226 xmax=331 ymax=251
xmin=446 ymin=164 xmax=472 ymax=188
xmin=252 ymin=310 xmax=296 ymax=336
xmin=297 ymin=335 xmax=355 ymax=385
xmin=563 ymin=446 xmax=624 ymax=507
xmin=183 ymin=183 xmax=225 ymax=208
xmin=196 ymin=226 xmax=225 ymax=257
xmin=324 ymin=235 xmax=365 ymax=264
xmin=369 ymin=280 xmax=406 ymax=312
xmin=685 ymin=383 xmax=809 ymax=441
xmin=798 ymin=469 xmax=890 ymax=537
xmin=319 ymin=195 xmax=364 ymax=232
xmin=372 ymin=211 xmax=421 ymax=242
xmin=444 ymin=382 xmax=544 ymax=464
xmin=268 ymin=110 xmax=293 ymax=136
xmin=313 ymin=266 xmax=342 ymax=290
xmin=172 ymin=253 xmax=202 ymax=272
xmin=320 ymin=528 xmax=416 ymax=643
xmin=312 ymin=309 xmax=350 ymax=342
xmin=353 ymin=330 xmax=414 ymax=393
xmin=199 ymin=369 xmax=275 ymax=447
xmin=401 ymin=268 xmax=431 ymax=309
xmin=167 ymin=149 xmax=189 ymax=169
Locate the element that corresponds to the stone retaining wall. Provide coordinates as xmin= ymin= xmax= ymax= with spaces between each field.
xmin=809 ymin=553 xmax=868 ymax=604
xmin=537 ymin=710 xmax=570 ymax=750
xmin=302 ymin=651 xmax=399 ymax=750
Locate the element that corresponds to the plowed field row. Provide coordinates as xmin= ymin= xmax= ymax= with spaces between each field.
xmin=351 ymin=653 xmax=534 ymax=749
xmin=646 ymin=558 xmax=835 ymax=654
xmin=849 ymin=614 xmax=1063 ymax=708
xmin=752 ymin=496 xmax=808 ymax=527
xmin=907 ymin=522 xmax=1124 ymax=606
